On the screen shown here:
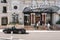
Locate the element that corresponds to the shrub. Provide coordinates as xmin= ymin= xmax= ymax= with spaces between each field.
xmin=56 ymin=20 xmax=60 ymax=24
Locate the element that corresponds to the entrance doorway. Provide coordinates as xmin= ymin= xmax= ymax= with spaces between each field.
xmin=46 ymin=14 xmax=51 ymax=24
xmin=23 ymin=7 xmax=55 ymax=26
xmin=24 ymin=14 xmax=30 ymax=25
xmin=24 ymin=12 xmax=53 ymax=26
xmin=1 ymin=17 xmax=8 ymax=25
xmin=24 ymin=13 xmax=41 ymax=26
xmin=35 ymin=13 xmax=40 ymax=25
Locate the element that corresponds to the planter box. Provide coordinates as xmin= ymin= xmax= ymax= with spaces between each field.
xmin=7 ymin=25 xmax=14 ymax=28
xmin=15 ymin=24 xmax=24 ymax=29
xmin=7 ymin=24 xmax=24 ymax=29
xmin=55 ymin=24 xmax=60 ymax=27
xmin=54 ymin=24 xmax=60 ymax=30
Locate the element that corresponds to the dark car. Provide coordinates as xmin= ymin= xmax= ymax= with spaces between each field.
xmin=3 ymin=27 xmax=26 ymax=34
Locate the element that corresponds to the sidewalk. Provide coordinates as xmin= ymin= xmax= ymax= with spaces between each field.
xmin=24 ymin=25 xmax=48 ymax=30
xmin=0 ymin=25 xmax=60 ymax=30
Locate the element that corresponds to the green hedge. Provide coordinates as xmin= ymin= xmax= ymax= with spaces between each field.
xmin=56 ymin=20 xmax=60 ymax=24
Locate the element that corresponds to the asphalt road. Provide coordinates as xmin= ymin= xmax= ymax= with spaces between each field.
xmin=0 ymin=30 xmax=60 ymax=40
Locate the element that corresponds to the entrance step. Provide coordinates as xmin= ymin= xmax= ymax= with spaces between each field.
xmin=24 ymin=26 xmax=35 ymax=30
xmin=24 ymin=26 xmax=48 ymax=30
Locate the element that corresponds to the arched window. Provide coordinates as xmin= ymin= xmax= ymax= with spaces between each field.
xmin=14 ymin=6 xmax=18 ymax=9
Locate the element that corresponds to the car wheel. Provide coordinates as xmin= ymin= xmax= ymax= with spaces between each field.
xmin=4 ymin=31 xmax=7 ymax=33
xmin=18 ymin=31 xmax=21 ymax=34
xmin=21 ymin=29 xmax=26 ymax=34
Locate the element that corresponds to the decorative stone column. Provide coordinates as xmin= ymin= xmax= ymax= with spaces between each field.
xmin=42 ymin=13 xmax=46 ymax=25
xmin=44 ymin=13 xmax=47 ymax=25
xmin=50 ymin=13 xmax=53 ymax=25
xmin=0 ymin=17 xmax=1 ymax=26
xmin=40 ymin=13 xmax=46 ymax=25
xmin=31 ymin=13 xmax=35 ymax=26
xmin=34 ymin=13 xmax=35 ymax=25
xmin=8 ymin=16 xmax=10 ymax=24
xmin=40 ymin=13 xmax=42 ymax=25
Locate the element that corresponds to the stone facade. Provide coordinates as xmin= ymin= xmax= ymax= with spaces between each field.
xmin=0 ymin=0 xmax=60 ymax=28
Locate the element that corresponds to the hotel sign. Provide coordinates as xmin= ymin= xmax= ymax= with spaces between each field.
xmin=32 ymin=9 xmax=41 ymax=12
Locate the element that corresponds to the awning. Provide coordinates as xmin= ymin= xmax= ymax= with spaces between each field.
xmin=49 ymin=6 xmax=60 ymax=12
xmin=23 ymin=6 xmax=60 ymax=13
xmin=57 ymin=10 xmax=60 ymax=14
xmin=23 ymin=7 xmax=32 ymax=13
xmin=24 ymin=14 xmax=30 ymax=16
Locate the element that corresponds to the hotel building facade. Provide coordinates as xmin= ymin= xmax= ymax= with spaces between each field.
xmin=0 ymin=0 xmax=60 ymax=28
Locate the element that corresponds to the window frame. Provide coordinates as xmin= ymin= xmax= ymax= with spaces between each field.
xmin=3 ymin=6 xmax=7 ymax=13
xmin=1 ymin=0 xmax=7 ymax=3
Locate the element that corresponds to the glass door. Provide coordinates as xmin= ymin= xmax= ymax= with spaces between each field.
xmin=24 ymin=14 xmax=30 ymax=25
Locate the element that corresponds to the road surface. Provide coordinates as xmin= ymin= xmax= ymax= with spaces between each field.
xmin=0 ymin=29 xmax=60 ymax=40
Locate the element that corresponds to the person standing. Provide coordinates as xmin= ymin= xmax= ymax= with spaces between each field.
xmin=47 ymin=23 xmax=50 ymax=30
xmin=36 ymin=23 xmax=39 ymax=29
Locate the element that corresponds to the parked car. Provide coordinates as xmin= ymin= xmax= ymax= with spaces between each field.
xmin=3 ymin=26 xmax=26 ymax=34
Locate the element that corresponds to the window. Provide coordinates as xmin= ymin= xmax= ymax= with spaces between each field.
xmin=3 ymin=6 xmax=7 ymax=13
xmin=59 ymin=14 xmax=60 ymax=20
xmin=14 ymin=6 xmax=18 ymax=9
xmin=1 ymin=17 xmax=8 ymax=25
xmin=1 ymin=0 xmax=7 ymax=3
xmin=12 ymin=13 xmax=19 ymax=23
